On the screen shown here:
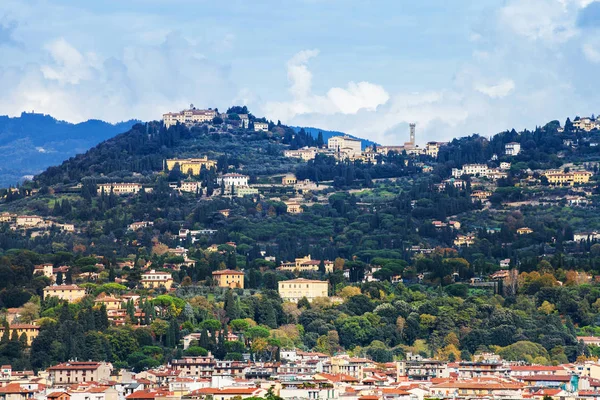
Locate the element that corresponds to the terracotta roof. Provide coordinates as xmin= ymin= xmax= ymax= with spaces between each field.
xmin=47 ymin=392 xmax=70 ymax=398
xmin=212 ymin=269 xmax=244 ymax=275
xmin=517 ymin=374 xmax=571 ymax=382
xmin=126 ymin=390 xmax=172 ymax=399
xmin=44 ymin=285 xmax=84 ymax=291
xmin=0 ymin=383 xmax=32 ymax=394
xmin=48 ymin=362 xmax=103 ymax=371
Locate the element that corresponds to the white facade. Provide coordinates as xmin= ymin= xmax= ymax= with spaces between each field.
xmin=217 ymin=173 xmax=249 ymax=187
xmin=452 ymin=164 xmax=489 ymax=178
xmin=163 ymin=107 xmax=217 ymax=128
xmin=328 ymin=136 xmax=362 ymax=158
xmin=254 ymin=122 xmax=269 ymax=132
xmin=505 ymin=142 xmax=521 ymax=156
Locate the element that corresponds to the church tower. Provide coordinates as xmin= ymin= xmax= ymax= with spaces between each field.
xmin=409 ymin=123 xmax=416 ymax=145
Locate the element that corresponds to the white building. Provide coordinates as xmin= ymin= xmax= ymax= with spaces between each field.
xmin=254 ymin=122 xmax=269 ymax=132
xmin=452 ymin=164 xmax=489 ymax=178
xmin=217 ymin=173 xmax=249 ymax=187
xmin=505 ymin=142 xmax=521 ymax=156
xmin=328 ymin=136 xmax=362 ymax=158
xmin=163 ymin=106 xmax=217 ymax=128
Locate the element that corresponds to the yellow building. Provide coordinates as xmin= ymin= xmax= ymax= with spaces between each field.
xmin=278 ymin=278 xmax=329 ymax=303
xmin=282 ymin=174 xmax=298 ymax=185
xmin=517 ymin=227 xmax=533 ymax=235
xmin=454 ymin=234 xmax=475 ymax=247
xmin=328 ymin=136 xmax=362 ymax=159
xmin=0 ymin=324 xmax=40 ymax=346
xmin=278 ymin=255 xmax=334 ymax=273
xmin=94 ymin=296 xmax=122 ymax=311
xmin=212 ymin=269 xmax=245 ymax=289
xmin=284 ymin=201 xmax=303 ymax=214
xmin=141 ymin=270 xmax=174 ymax=290
xmin=47 ymin=361 xmax=113 ymax=385
xmin=544 ymin=170 xmax=593 ymax=186
xmin=43 ymin=284 xmax=87 ymax=302
xmin=165 ymin=157 xmax=217 ymax=175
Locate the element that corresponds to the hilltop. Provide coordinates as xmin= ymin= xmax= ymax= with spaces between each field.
xmin=0 ymin=112 xmax=137 ymax=187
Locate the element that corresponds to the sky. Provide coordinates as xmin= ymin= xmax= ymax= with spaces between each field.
xmin=1 ymin=0 xmax=600 ymax=145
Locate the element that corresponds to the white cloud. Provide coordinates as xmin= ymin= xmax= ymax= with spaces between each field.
xmin=264 ymin=50 xmax=390 ymax=122
xmin=40 ymin=38 xmax=99 ymax=84
xmin=475 ymin=79 xmax=516 ymax=98
xmin=498 ymin=0 xmax=580 ymax=43
xmin=583 ymin=41 xmax=600 ymax=62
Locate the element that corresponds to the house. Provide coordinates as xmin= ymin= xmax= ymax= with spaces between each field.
xmin=574 ymin=232 xmax=600 ymax=242
xmin=171 ymin=355 xmax=216 ymax=378
xmin=254 ymin=122 xmax=269 ymax=132
xmin=47 ymin=361 xmax=113 ymax=385
xmin=0 ymin=383 xmax=34 ymax=400
xmin=34 ymin=263 xmax=54 ymax=279
xmin=94 ymin=296 xmax=122 ymax=311
xmin=544 ymin=170 xmax=593 ymax=186
xmin=278 ymin=255 xmax=334 ymax=273
xmin=454 ymin=234 xmax=475 ymax=247
xmin=218 ymin=209 xmax=230 ymax=218
xmin=278 ymin=278 xmax=329 ymax=303
xmin=426 ymin=142 xmax=445 ymax=158
xmin=163 ymin=107 xmax=217 ymax=128
xmin=328 ymin=136 xmax=362 ymax=158
xmin=217 ymin=173 xmax=249 ymax=187
xmin=429 ymin=379 xmax=524 ymax=398
xmin=0 ymin=324 xmax=39 ymax=346
xmin=500 ymin=259 xmax=511 ymax=268
xmin=46 ymin=391 xmax=71 ymax=400
xmin=282 ymin=174 xmax=298 ymax=185
xmin=284 ymin=201 xmax=303 ymax=214
xmin=452 ymin=164 xmax=489 ymax=178
xmin=128 ymin=221 xmax=154 ymax=231
xmin=505 ymin=142 xmax=521 ymax=156
xmin=43 ymin=284 xmax=87 ymax=303
xmin=500 ymin=162 xmax=511 ymax=170
xmin=184 ymin=387 xmax=266 ymax=400
xmin=212 ymin=270 xmax=245 ymax=289
xmin=97 ymin=183 xmax=143 ymax=195
xmin=15 ymin=215 xmax=44 ymax=228
xmin=165 ymin=157 xmax=217 ymax=175
xmin=517 ymin=227 xmax=533 ymax=235
xmin=141 ymin=270 xmax=174 ymax=290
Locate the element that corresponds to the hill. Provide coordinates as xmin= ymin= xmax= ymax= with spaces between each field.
xmin=291 ymin=126 xmax=377 ymax=150
xmin=0 ymin=112 xmax=138 ymax=187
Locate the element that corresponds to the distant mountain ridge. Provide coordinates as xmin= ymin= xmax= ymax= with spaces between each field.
xmin=0 ymin=112 xmax=138 ymax=187
xmin=291 ymin=126 xmax=377 ymax=150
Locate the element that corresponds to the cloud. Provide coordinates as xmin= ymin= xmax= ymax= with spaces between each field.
xmin=475 ymin=79 xmax=516 ymax=98
xmin=577 ymin=1 xmax=600 ymax=27
xmin=583 ymin=41 xmax=600 ymax=61
xmin=0 ymin=32 xmax=236 ymax=123
xmin=264 ymin=50 xmax=390 ymax=123
xmin=498 ymin=0 xmax=580 ymax=43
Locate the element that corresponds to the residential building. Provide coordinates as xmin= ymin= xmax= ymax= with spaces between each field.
xmin=281 ymin=174 xmax=297 ymax=185
xmin=254 ymin=122 xmax=269 ymax=132
xmin=165 ymin=157 xmax=217 ymax=175
xmin=128 ymin=221 xmax=154 ymax=231
xmin=505 ymin=142 xmax=521 ymax=156
xmin=179 ymin=181 xmax=201 ymax=193
xmin=185 ymin=387 xmax=266 ymax=400
xmin=278 ymin=255 xmax=334 ymax=273
xmin=426 ymin=142 xmax=445 ymax=158
xmin=328 ymin=136 xmax=362 ymax=158
xmin=573 ymin=116 xmax=600 ymax=132
xmin=500 ymin=162 xmax=511 ymax=170
xmin=43 ymin=285 xmax=87 ymax=302
xmin=454 ymin=234 xmax=476 ymax=247
xmin=217 ymin=173 xmax=249 ymax=187
xmin=284 ymin=148 xmax=318 ymax=161
xmin=94 ymin=296 xmax=122 ymax=311
xmin=0 ymin=325 xmax=39 ymax=346
xmin=34 ymin=263 xmax=54 ymax=279
xmin=574 ymin=232 xmax=600 ymax=242
xmin=544 ymin=170 xmax=593 ymax=186
xmin=235 ymin=187 xmax=258 ymax=197
xmin=278 ymin=278 xmax=329 ymax=303
xmin=163 ymin=107 xmax=217 ymax=128
xmin=171 ymin=355 xmax=216 ymax=378
xmin=97 ymin=183 xmax=144 ymax=195
xmin=517 ymin=227 xmax=533 ymax=235
xmin=15 ymin=215 xmax=44 ymax=227
xmin=47 ymin=362 xmax=113 ymax=385
xmin=452 ymin=164 xmax=489 ymax=178
xmin=141 ymin=270 xmax=174 ymax=290
xmin=212 ymin=270 xmax=245 ymax=289
xmin=284 ymin=201 xmax=303 ymax=214
xmin=0 ymin=383 xmax=34 ymax=400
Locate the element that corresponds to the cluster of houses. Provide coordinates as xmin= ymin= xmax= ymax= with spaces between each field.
xmin=5 ymin=351 xmax=600 ymax=400
xmin=0 ymin=213 xmax=75 ymax=236
xmin=162 ymin=106 xmax=268 ymax=132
